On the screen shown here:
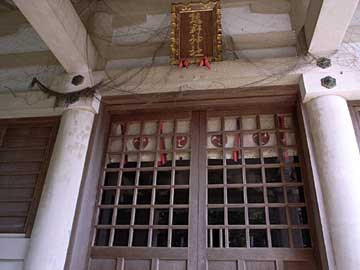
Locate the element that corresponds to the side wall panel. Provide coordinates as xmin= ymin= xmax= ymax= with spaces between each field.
xmin=0 ymin=235 xmax=29 ymax=270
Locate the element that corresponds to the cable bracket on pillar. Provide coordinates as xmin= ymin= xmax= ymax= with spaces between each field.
xmin=30 ymin=77 xmax=102 ymax=107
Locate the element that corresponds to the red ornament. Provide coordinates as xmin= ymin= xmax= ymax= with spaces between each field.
xmin=176 ymin=135 xmax=188 ymax=149
xmin=199 ymin=56 xmax=211 ymax=69
xmin=211 ymin=135 xmax=227 ymax=147
xmin=179 ymin=58 xmax=190 ymax=68
xmin=132 ymin=137 xmax=149 ymax=150
xmin=252 ymin=132 xmax=270 ymax=146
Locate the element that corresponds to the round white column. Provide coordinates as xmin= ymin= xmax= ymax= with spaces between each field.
xmin=306 ymin=95 xmax=360 ymax=269
xmin=24 ymin=107 xmax=95 ymax=270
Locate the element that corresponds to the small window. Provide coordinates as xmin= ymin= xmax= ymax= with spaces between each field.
xmin=0 ymin=118 xmax=59 ymax=236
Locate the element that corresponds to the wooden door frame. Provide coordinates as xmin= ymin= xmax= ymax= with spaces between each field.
xmin=101 ymin=85 xmax=298 ymax=115
xmin=66 ymin=85 xmax=325 ymax=270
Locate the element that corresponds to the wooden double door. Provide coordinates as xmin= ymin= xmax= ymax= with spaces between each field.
xmin=89 ymin=110 xmax=317 ymax=270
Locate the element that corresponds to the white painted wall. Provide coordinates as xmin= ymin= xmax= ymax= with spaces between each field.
xmin=0 ymin=65 xmax=64 ymax=93
xmin=222 ymin=6 xmax=292 ymax=35
xmin=0 ymin=234 xmax=29 ymax=270
xmin=0 ymin=25 xmax=48 ymax=55
xmin=111 ymin=5 xmax=292 ymax=45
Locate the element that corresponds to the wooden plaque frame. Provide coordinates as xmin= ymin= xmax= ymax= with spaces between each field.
xmin=170 ymin=1 xmax=222 ymax=65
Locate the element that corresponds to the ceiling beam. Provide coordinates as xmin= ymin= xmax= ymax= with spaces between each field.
xmin=304 ymin=0 xmax=359 ymax=54
xmin=12 ymin=0 xmax=100 ymax=74
xmin=52 ymin=56 xmax=306 ymax=95
xmin=289 ymin=0 xmax=310 ymax=34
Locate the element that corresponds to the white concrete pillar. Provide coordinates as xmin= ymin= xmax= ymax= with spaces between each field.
xmin=306 ymin=95 xmax=360 ymax=270
xmin=24 ymin=100 xmax=97 ymax=270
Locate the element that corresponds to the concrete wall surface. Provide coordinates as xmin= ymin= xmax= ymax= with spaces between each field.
xmin=0 ymin=234 xmax=29 ymax=270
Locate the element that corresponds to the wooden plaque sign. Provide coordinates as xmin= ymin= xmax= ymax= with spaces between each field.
xmin=170 ymin=1 xmax=222 ymax=65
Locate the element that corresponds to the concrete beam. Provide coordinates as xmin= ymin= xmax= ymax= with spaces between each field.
xmin=12 ymin=0 xmax=99 ymax=74
xmin=304 ymin=0 xmax=359 ymax=54
xmin=94 ymin=57 xmax=309 ymax=95
xmin=300 ymin=70 xmax=360 ymax=103
xmin=51 ymin=50 xmax=360 ymax=96
xmin=290 ymin=0 xmax=310 ymax=34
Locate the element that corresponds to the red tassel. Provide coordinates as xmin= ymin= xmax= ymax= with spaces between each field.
xmin=158 ymin=121 xmax=167 ymax=166
xmin=199 ymin=56 xmax=211 ymax=69
xmin=233 ymin=134 xmax=241 ymax=162
xmin=233 ymin=150 xmax=239 ymax=162
xmin=179 ymin=58 xmax=189 ymax=69
xmin=233 ymin=118 xmax=241 ymax=162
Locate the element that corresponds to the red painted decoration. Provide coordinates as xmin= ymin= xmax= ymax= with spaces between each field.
xmin=132 ymin=137 xmax=149 ymax=150
xmin=176 ymin=135 xmax=188 ymax=149
xmin=211 ymin=134 xmax=227 ymax=147
xmin=252 ymin=132 xmax=270 ymax=146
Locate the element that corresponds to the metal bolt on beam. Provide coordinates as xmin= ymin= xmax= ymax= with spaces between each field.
xmin=321 ymin=76 xmax=336 ymax=89
xmin=317 ymin=57 xmax=331 ymax=69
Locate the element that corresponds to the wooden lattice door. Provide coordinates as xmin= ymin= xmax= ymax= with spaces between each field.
xmin=90 ymin=112 xmax=198 ymax=270
xmin=196 ymin=111 xmax=317 ymax=270
xmin=89 ymin=111 xmax=318 ymax=270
